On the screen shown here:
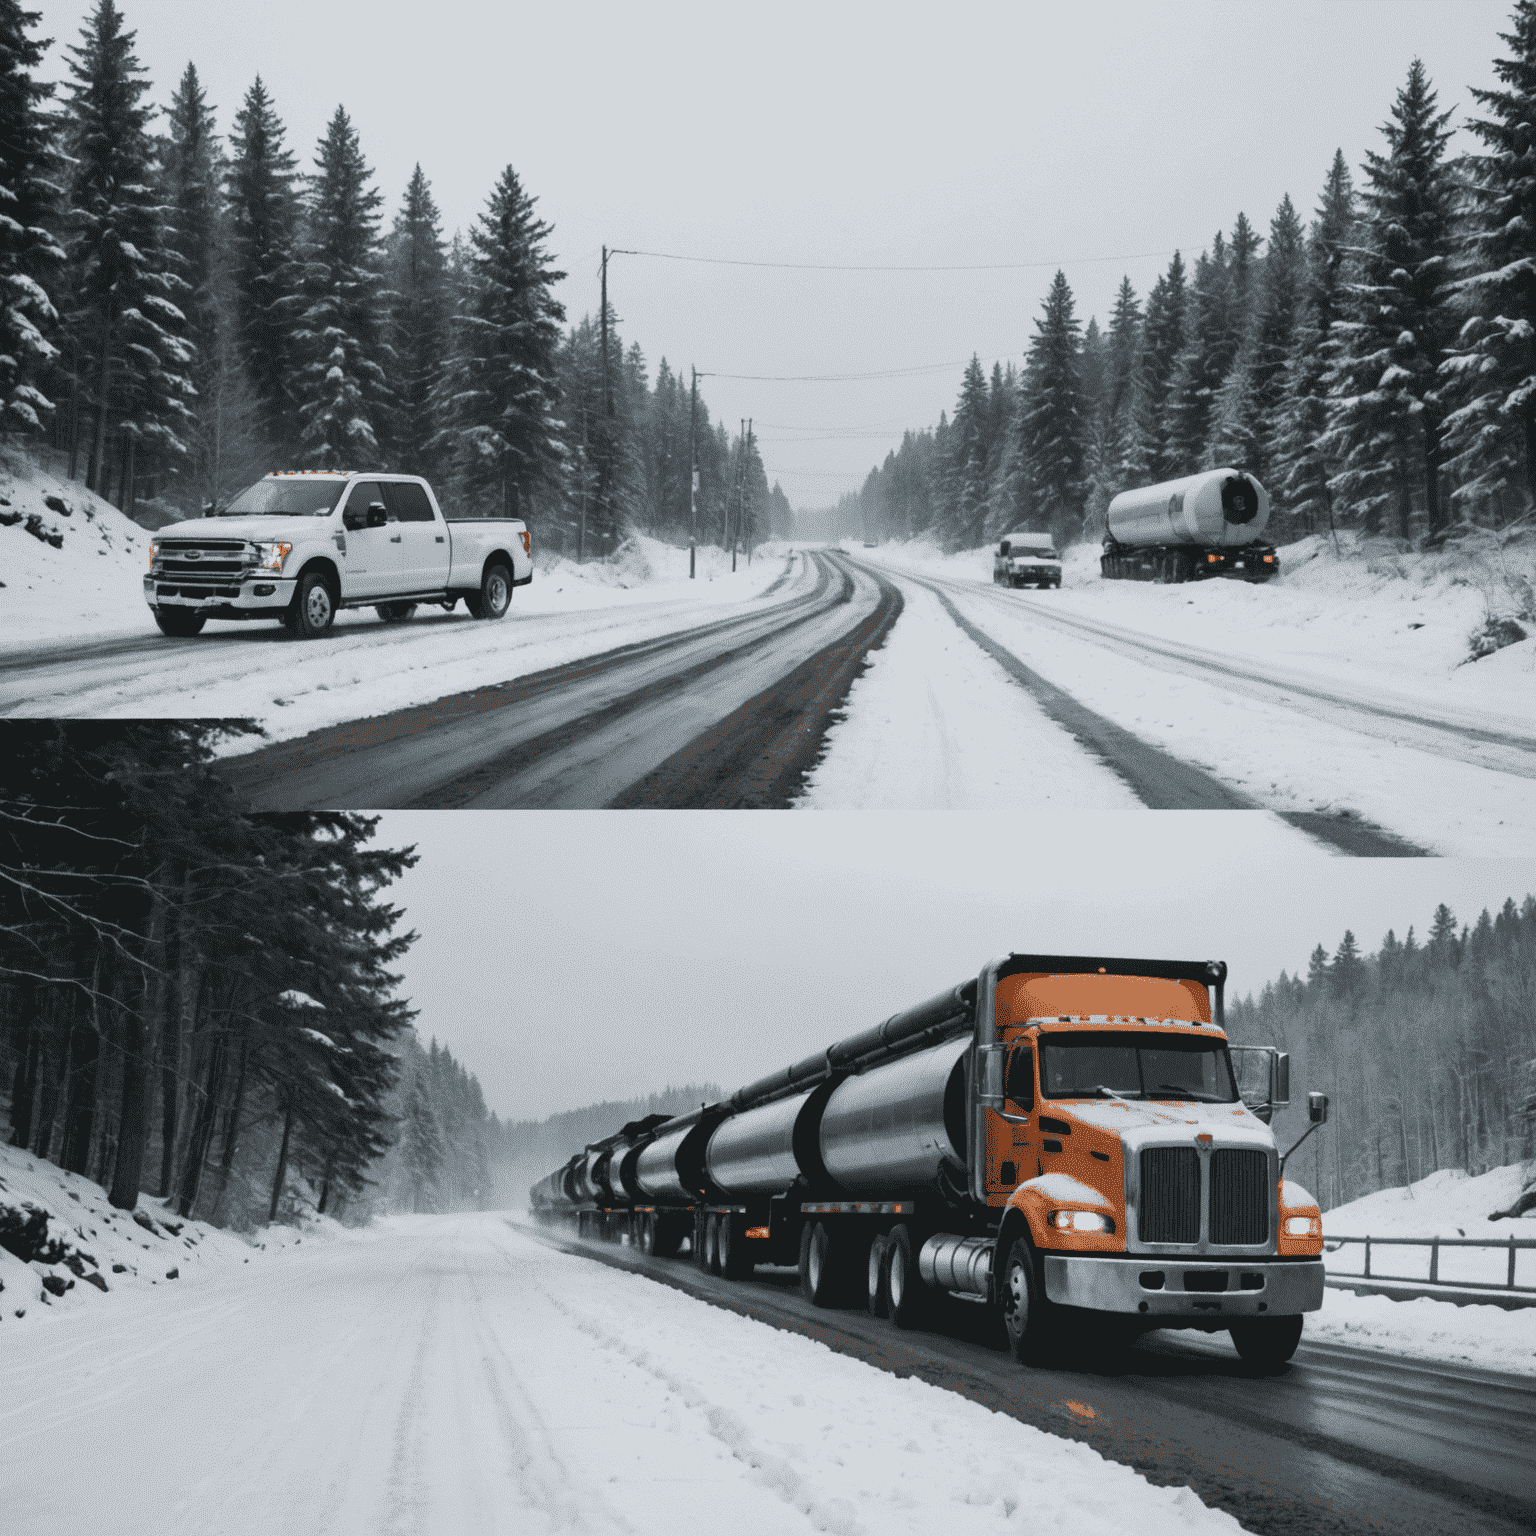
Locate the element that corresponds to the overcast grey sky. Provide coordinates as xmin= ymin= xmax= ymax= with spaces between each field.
xmin=29 ymin=0 xmax=1508 ymax=509
xmin=375 ymin=811 xmax=1536 ymax=1123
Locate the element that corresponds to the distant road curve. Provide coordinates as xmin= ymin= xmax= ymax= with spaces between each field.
xmin=529 ymin=1221 xmax=1536 ymax=1536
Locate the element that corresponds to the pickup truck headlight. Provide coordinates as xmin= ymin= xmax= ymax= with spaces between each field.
xmin=254 ymin=541 xmax=292 ymax=572
xmin=1048 ymin=1209 xmax=1113 ymax=1233
xmin=1284 ymin=1215 xmax=1319 ymax=1237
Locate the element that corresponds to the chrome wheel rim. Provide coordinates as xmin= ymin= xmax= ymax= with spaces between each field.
xmin=808 ymin=1235 xmax=822 ymax=1290
xmin=868 ymin=1246 xmax=881 ymax=1299
xmin=488 ymin=573 xmax=508 ymax=613
xmin=889 ymin=1247 xmax=904 ymax=1309
xmin=306 ymin=583 xmax=332 ymax=629
xmin=1006 ymin=1260 xmax=1028 ymax=1335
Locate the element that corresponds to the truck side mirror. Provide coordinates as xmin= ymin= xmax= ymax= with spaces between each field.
xmin=1272 ymin=1052 xmax=1290 ymax=1108
xmin=1006 ymin=1046 xmax=1034 ymax=1111
xmin=1308 ymin=1091 xmax=1329 ymax=1124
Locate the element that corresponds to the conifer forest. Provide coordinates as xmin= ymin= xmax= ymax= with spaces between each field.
xmin=827 ymin=15 xmax=1536 ymax=556
xmin=0 ymin=0 xmax=792 ymax=561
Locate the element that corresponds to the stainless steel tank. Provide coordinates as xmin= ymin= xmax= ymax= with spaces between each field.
xmin=705 ymin=1089 xmax=816 ymax=1196
xmin=1106 ymin=468 xmax=1270 ymax=549
xmin=634 ymin=1121 xmax=698 ymax=1202
xmin=819 ymin=1035 xmax=969 ymax=1195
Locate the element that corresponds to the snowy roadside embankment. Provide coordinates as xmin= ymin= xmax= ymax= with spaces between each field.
xmin=0 ymin=1140 xmax=332 ymax=1328
xmin=0 ymin=452 xmax=153 ymax=641
xmin=1295 ymin=1163 xmax=1536 ymax=1377
xmin=859 ymin=530 xmax=1536 ymax=729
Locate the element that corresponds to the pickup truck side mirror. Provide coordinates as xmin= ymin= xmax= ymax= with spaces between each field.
xmin=1308 ymin=1091 xmax=1329 ymax=1124
xmin=367 ymin=502 xmax=388 ymax=528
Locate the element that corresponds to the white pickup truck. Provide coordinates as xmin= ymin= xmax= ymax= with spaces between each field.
xmin=992 ymin=531 xmax=1061 ymax=590
xmin=143 ymin=471 xmax=533 ymax=639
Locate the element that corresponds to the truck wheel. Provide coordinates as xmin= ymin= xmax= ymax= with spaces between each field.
xmin=802 ymin=1221 xmax=846 ymax=1308
xmin=1229 ymin=1315 xmax=1303 ymax=1371
xmin=720 ymin=1216 xmax=754 ymax=1280
xmin=1001 ymin=1237 xmax=1057 ymax=1365
xmin=885 ymin=1225 xmax=928 ymax=1330
xmin=866 ymin=1233 xmax=890 ymax=1317
xmin=466 ymin=561 xmax=512 ymax=620
xmin=153 ymin=609 xmax=206 ymax=638
xmin=704 ymin=1213 xmax=723 ymax=1275
xmin=288 ymin=570 xmax=336 ymax=639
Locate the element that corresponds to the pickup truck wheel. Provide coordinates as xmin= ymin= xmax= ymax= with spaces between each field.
xmin=289 ymin=571 xmax=336 ymax=639
xmin=153 ymin=609 xmax=206 ymax=638
xmin=467 ymin=561 xmax=512 ymax=620
xmin=1001 ymin=1237 xmax=1058 ymax=1365
xmin=1229 ymin=1315 xmax=1303 ymax=1371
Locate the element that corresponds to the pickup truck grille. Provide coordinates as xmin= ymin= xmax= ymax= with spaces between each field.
xmin=1209 ymin=1149 xmax=1269 ymax=1245
xmin=157 ymin=539 xmax=250 ymax=577
xmin=1139 ymin=1147 xmax=1201 ymax=1243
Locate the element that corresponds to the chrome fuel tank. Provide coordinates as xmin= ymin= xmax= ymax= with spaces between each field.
xmin=705 ymin=1088 xmax=816 ymax=1196
xmin=1106 ymin=468 xmax=1270 ymax=549
xmin=819 ymin=1034 xmax=970 ymax=1195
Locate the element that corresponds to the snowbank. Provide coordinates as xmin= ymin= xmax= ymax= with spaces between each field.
xmin=1306 ymin=1286 xmax=1536 ymax=1377
xmin=0 ymin=1139 xmax=334 ymax=1329
xmin=0 ymin=450 xmax=153 ymax=641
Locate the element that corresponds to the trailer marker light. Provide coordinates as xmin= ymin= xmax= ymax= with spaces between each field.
xmin=745 ymin=1226 xmax=769 ymax=1240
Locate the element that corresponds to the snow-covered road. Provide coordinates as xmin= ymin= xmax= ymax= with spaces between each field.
xmin=842 ymin=551 xmax=1536 ymax=854
xmin=1 ymin=1215 xmax=1246 ymax=1536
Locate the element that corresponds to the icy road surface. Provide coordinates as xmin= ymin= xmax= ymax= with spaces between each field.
xmin=0 ymin=1215 xmax=1242 ymax=1536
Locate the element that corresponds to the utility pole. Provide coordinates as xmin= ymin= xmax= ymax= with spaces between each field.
xmin=578 ymin=407 xmax=589 ymax=564
xmin=733 ymin=419 xmax=745 ymax=573
xmin=689 ymin=367 xmax=698 ymax=580
xmin=744 ymin=418 xmax=753 ymax=565
xmin=600 ymin=247 xmax=612 ymax=420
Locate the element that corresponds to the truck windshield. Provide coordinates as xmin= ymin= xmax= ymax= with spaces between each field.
xmin=217 ymin=479 xmax=347 ymax=516
xmin=1039 ymin=1031 xmax=1238 ymax=1103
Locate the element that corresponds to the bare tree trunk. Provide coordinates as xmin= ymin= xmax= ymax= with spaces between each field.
xmin=268 ymin=1102 xmax=294 ymax=1223
xmin=158 ymin=904 xmax=192 ymax=1198
xmin=7 ymin=988 xmax=39 ymax=1147
xmin=175 ymin=1028 xmax=226 ymax=1219
xmin=62 ymin=950 xmax=102 ymax=1175
xmin=89 ymin=326 xmax=112 ymax=498
xmin=208 ymin=1031 xmax=249 ymax=1224
xmin=110 ymin=879 xmax=167 ymax=1211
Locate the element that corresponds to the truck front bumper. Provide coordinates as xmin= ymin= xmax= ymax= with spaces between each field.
xmin=1043 ymin=1255 xmax=1324 ymax=1318
xmin=144 ymin=574 xmax=296 ymax=618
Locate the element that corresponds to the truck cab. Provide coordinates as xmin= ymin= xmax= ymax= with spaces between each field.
xmin=143 ymin=471 xmax=533 ymax=639
xmin=993 ymin=532 xmax=1061 ymax=589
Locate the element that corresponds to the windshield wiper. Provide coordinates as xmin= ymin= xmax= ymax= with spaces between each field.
xmin=1153 ymin=1084 xmax=1228 ymax=1102
xmin=1093 ymin=1084 xmax=1143 ymax=1101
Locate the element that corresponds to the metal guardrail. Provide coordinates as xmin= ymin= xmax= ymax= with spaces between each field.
xmin=1324 ymin=1233 xmax=1536 ymax=1293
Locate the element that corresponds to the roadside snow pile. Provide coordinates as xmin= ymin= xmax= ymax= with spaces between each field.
xmin=0 ymin=451 xmax=153 ymax=642
xmin=0 ymin=1139 xmax=330 ymax=1328
xmin=526 ymin=532 xmax=785 ymax=611
xmin=1306 ymin=1287 xmax=1536 ymax=1376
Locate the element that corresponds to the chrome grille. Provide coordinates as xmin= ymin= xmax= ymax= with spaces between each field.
xmin=1209 ymin=1149 xmax=1269 ymax=1245
xmin=158 ymin=539 xmax=250 ymax=576
xmin=1139 ymin=1147 xmax=1200 ymax=1244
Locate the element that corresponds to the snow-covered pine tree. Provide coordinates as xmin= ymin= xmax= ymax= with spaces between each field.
xmin=438 ymin=164 xmax=566 ymax=523
xmin=160 ymin=63 xmax=224 ymax=503
xmin=1167 ymin=231 xmax=1235 ymax=475
xmin=1322 ymin=60 xmax=1458 ymax=541
xmin=1014 ymin=270 xmax=1086 ymax=545
xmin=1274 ymin=151 xmax=1356 ymax=535
xmin=948 ymin=354 xmax=990 ymax=546
xmin=1442 ymin=0 xmax=1536 ymax=524
xmin=292 ymin=105 xmax=391 ymax=469
xmin=1213 ymin=196 xmax=1304 ymax=495
xmin=402 ymin=1076 xmax=444 ymax=1214
xmin=386 ymin=165 xmax=447 ymax=480
xmin=61 ymin=0 xmax=194 ymax=506
xmin=225 ymin=76 xmax=300 ymax=457
xmin=1127 ymin=252 xmax=1186 ymax=485
xmin=0 ymin=0 xmax=63 ymax=436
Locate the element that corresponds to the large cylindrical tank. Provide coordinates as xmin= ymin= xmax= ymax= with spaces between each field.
xmin=634 ymin=1114 xmax=717 ymax=1203
xmin=819 ymin=1035 xmax=970 ymax=1196
xmin=1106 ymin=468 xmax=1269 ymax=549
xmin=593 ymin=1146 xmax=624 ymax=1204
xmin=705 ymin=1088 xmax=822 ymax=1196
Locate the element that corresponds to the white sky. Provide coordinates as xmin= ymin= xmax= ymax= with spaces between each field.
xmin=28 ymin=0 xmax=1509 ymax=510
xmin=376 ymin=811 xmax=1536 ymax=1122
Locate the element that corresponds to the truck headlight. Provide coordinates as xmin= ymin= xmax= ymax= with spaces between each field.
xmin=1284 ymin=1215 xmax=1318 ymax=1237
xmin=1049 ymin=1210 xmax=1113 ymax=1233
xmin=254 ymin=541 xmax=292 ymax=572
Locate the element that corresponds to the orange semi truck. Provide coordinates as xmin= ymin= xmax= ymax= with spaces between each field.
xmin=531 ymin=953 xmax=1330 ymax=1369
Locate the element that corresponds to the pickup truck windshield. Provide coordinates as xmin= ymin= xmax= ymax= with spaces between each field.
xmin=1040 ymin=1031 xmax=1238 ymax=1103
xmin=217 ymin=479 xmax=346 ymax=517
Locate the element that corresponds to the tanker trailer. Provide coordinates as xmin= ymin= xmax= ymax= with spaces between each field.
xmin=1101 ymin=468 xmax=1278 ymax=584
xmin=538 ymin=951 xmax=1327 ymax=1372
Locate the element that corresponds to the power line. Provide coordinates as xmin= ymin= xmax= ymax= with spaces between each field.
xmin=607 ymin=245 xmax=1177 ymax=274
xmin=698 ymin=361 xmax=976 ymax=383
